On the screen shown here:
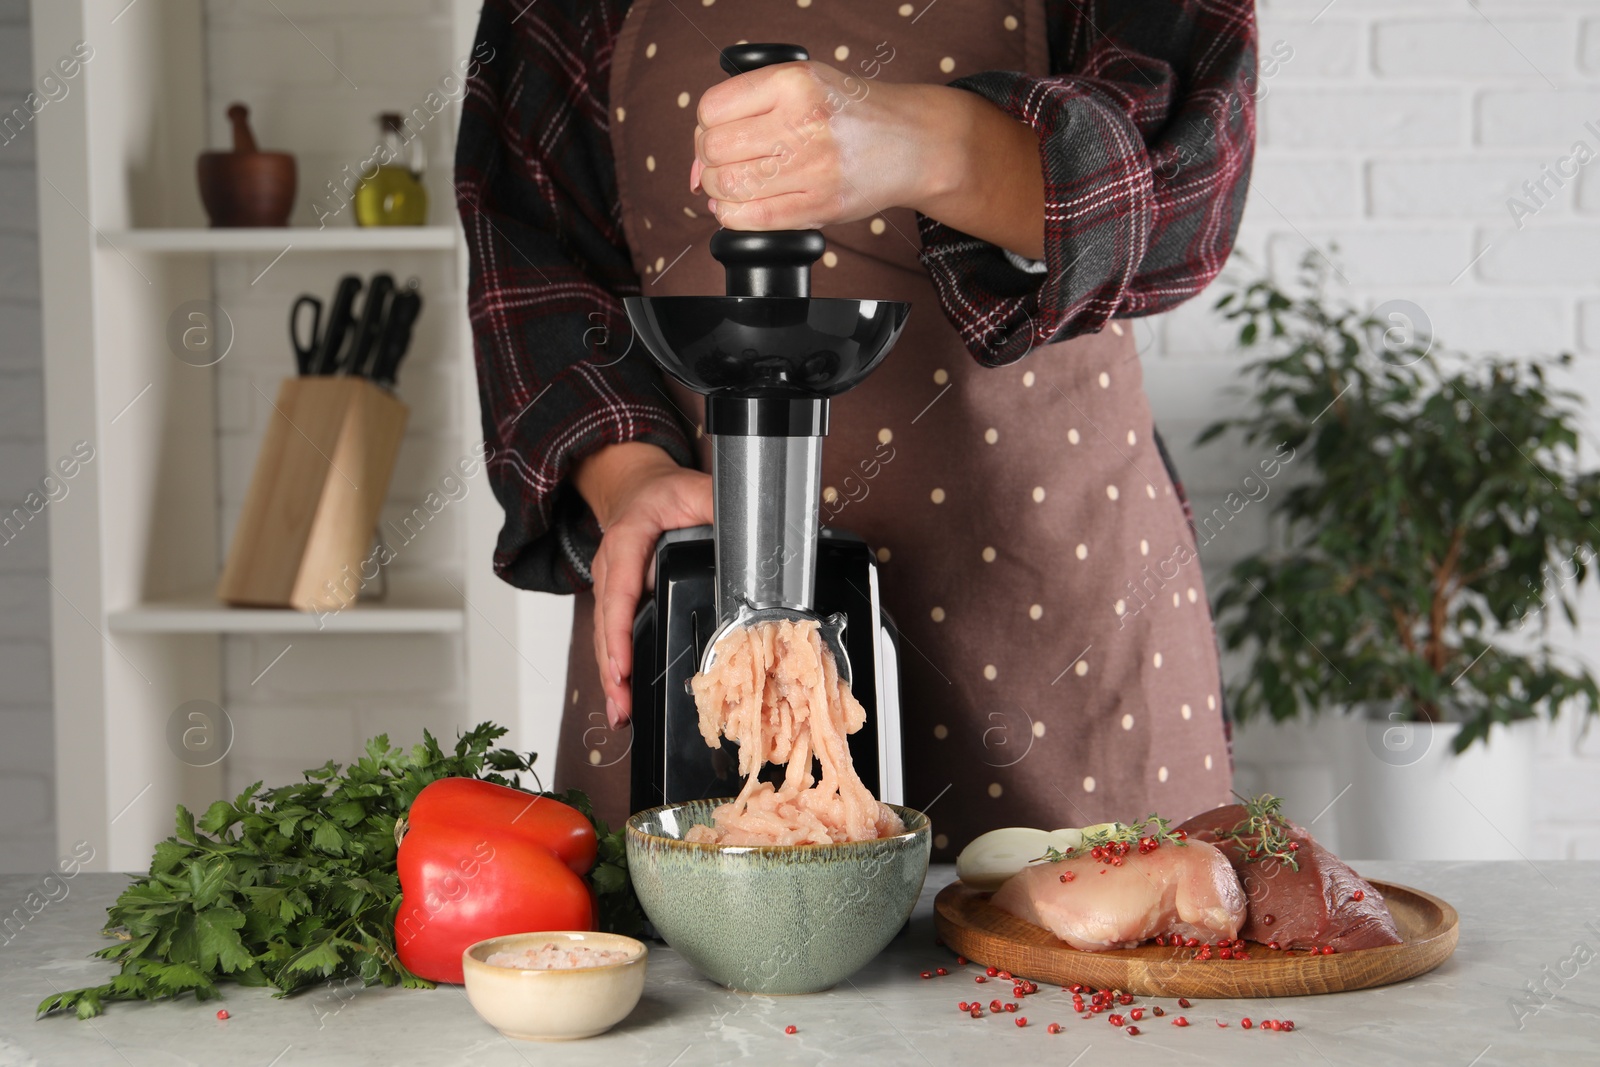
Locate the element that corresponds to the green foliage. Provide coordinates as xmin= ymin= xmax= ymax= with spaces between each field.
xmin=38 ymin=723 xmax=640 ymax=1020
xmin=1200 ymin=252 xmax=1600 ymax=752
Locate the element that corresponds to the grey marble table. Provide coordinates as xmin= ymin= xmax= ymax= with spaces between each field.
xmin=0 ymin=863 xmax=1596 ymax=1066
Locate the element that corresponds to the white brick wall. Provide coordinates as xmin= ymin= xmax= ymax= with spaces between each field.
xmin=1166 ymin=0 xmax=1600 ymax=861
xmin=0 ymin=1 xmax=53 ymax=874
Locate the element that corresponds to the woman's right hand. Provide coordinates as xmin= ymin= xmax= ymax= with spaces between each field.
xmin=574 ymin=442 xmax=713 ymax=729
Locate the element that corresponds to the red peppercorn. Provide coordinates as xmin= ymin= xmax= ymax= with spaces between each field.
xmin=1353 ymin=889 xmax=1365 ymax=902
xmin=998 ymin=970 xmax=1012 ymax=981
xmin=1130 ymin=1009 xmax=1144 ymax=1021
xmin=975 ymin=976 xmax=987 ymax=983
xmin=1118 ymin=993 xmax=1134 ymax=1005
xmin=1265 ymin=1019 xmax=1281 ymax=1031
xmin=1233 ymin=940 xmax=1245 ymax=952
xmin=785 ymin=1025 xmax=798 ymax=1035
xmin=1153 ymin=1006 xmax=1165 ymax=1016
xmin=1154 ymin=935 xmax=1165 ymax=946
xmin=1015 ymin=1017 xmax=1027 ymax=1028
xmin=1172 ymin=1016 xmax=1189 ymax=1027
xmin=1219 ymin=948 xmax=1233 ymax=960
xmin=1126 ymin=1025 xmax=1140 ymax=1036
xmin=1262 ymin=914 xmax=1275 ymax=925
xmin=1217 ymin=1020 xmax=1229 ymax=1027
xmin=1183 ymin=938 xmax=1199 ymax=948
xmin=991 ymin=1000 xmax=1003 ymax=1013
xmin=1178 ymin=998 xmax=1192 ymax=1008
xmin=921 ymin=970 xmax=932 ymax=979
xmin=1047 ymin=1022 xmax=1062 ymax=1034
xmin=1322 ymin=946 xmax=1336 ymax=955
xmin=1283 ymin=1020 xmax=1295 ymax=1031
xmin=959 ymin=1002 xmax=969 ymax=1011
xmin=1267 ymin=941 xmax=1281 ymax=950
xmin=971 ymin=1008 xmax=982 ymax=1019
xmin=956 ymin=956 xmax=968 ymax=965
xmin=216 ymin=1009 xmax=230 ymax=1020
xmin=1241 ymin=1017 xmax=1253 ymax=1029
xmin=986 ymin=966 xmax=998 ymax=977
xmin=937 ymin=967 xmax=948 ymax=976
xmin=1062 ymin=871 xmax=1075 ymax=882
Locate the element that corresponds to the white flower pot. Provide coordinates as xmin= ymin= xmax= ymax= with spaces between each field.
xmin=1329 ymin=712 xmax=1536 ymax=861
xmin=1229 ymin=712 xmax=1537 ymax=861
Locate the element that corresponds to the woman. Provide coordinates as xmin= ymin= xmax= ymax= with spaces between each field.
xmin=457 ymin=0 xmax=1256 ymax=855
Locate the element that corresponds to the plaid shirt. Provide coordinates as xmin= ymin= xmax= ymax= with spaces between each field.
xmin=457 ymin=0 xmax=1257 ymax=594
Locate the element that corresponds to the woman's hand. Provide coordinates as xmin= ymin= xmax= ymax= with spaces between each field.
xmin=692 ymin=61 xmax=1045 ymax=259
xmin=574 ymin=442 xmax=713 ymax=728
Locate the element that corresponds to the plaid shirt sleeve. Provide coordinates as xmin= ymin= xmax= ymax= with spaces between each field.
xmin=918 ymin=0 xmax=1258 ymax=366
xmin=456 ymin=0 xmax=693 ymax=594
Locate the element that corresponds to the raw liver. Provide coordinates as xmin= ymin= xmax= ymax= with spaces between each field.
xmin=1177 ymin=805 xmax=1403 ymax=952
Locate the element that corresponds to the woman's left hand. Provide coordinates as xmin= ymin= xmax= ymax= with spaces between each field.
xmin=691 ymin=59 xmax=1044 ymax=258
xmin=692 ymin=59 xmax=930 ymax=230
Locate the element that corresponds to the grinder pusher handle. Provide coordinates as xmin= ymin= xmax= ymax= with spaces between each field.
xmin=710 ymin=44 xmax=828 ymax=300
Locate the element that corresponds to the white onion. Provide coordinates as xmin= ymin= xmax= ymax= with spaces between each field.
xmin=955 ymin=826 xmax=1086 ymax=891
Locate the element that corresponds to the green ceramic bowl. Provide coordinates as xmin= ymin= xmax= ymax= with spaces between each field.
xmin=625 ymin=800 xmax=931 ymax=995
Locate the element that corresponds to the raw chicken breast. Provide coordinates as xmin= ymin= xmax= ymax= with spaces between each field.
xmin=990 ymin=840 xmax=1246 ymax=951
xmin=1176 ymin=805 xmax=1402 ymax=952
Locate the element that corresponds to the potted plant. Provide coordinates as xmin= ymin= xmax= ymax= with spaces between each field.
xmin=1198 ymin=252 xmax=1599 ymax=859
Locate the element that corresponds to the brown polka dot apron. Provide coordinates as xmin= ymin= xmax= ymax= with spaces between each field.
xmin=553 ymin=0 xmax=1232 ymax=856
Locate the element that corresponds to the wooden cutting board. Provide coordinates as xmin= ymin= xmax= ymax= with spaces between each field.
xmin=934 ymin=879 xmax=1458 ymax=998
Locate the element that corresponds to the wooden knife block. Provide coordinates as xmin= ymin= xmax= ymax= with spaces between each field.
xmin=217 ymin=377 xmax=408 ymax=611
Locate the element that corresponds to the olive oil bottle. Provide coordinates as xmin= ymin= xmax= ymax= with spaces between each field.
xmin=355 ymin=113 xmax=428 ymax=226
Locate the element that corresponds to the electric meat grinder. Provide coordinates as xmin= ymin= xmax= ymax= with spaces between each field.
xmin=624 ymin=43 xmax=911 ymax=817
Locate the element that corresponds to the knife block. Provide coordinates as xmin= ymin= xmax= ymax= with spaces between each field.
xmin=217 ymin=377 xmax=408 ymax=611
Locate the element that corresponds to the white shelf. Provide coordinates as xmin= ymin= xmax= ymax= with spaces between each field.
xmin=108 ymin=581 xmax=465 ymax=634
xmin=99 ymin=226 xmax=458 ymax=254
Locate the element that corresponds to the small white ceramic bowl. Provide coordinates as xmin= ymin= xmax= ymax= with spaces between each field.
xmin=461 ymin=931 xmax=648 ymax=1041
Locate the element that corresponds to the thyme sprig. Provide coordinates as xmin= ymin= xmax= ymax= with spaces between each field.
xmin=1038 ymin=813 xmax=1189 ymax=864
xmin=1220 ymin=793 xmax=1301 ymax=871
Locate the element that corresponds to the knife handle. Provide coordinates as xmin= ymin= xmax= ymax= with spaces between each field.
xmin=315 ymin=275 xmax=364 ymax=375
xmin=345 ymin=273 xmax=396 ymax=378
xmin=371 ymin=290 xmax=422 ymax=387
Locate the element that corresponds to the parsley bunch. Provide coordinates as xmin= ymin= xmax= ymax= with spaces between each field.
xmin=38 ymin=723 xmax=637 ymax=1019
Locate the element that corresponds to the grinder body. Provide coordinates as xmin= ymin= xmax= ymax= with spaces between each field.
xmin=623 ymin=43 xmax=910 ymax=817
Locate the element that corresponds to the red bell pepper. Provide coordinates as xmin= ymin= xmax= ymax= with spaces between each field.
xmin=394 ymin=778 xmax=598 ymax=983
